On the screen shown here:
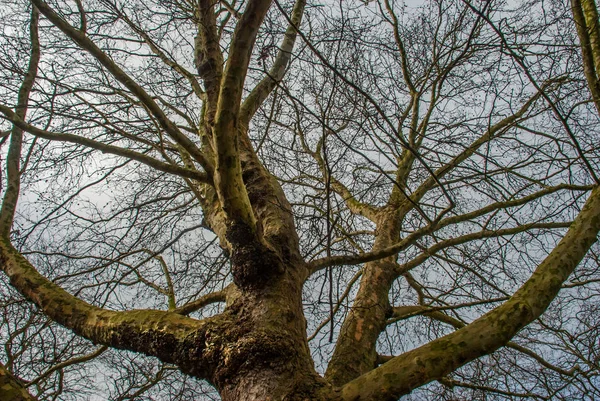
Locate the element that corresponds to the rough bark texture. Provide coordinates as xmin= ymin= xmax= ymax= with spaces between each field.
xmin=338 ymin=187 xmax=600 ymax=401
xmin=208 ymin=270 xmax=327 ymax=400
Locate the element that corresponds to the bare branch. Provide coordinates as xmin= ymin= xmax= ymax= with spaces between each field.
xmin=0 ymin=361 xmax=38 ymax=401
xmin=340 ymin=187 xmax=600 ymax=401
xmin=240 ymin=0 xmax=306 ymax=126
xmin=30 ymin=0 xmax=213 ymax=174
xmin=0 ymin=106 xmax=210 ymax=183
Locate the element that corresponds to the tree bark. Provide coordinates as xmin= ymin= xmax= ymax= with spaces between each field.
xmin=0 ymin=362 xmax=38 ymax=401
xmin=2 ymin=1 xmax=600 ymax=400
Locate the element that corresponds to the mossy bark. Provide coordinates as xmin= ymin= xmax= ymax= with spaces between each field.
xmin=208 ymin=267 xmax=330 ymax=400
xmin=0 ymin=362 xmax=38 ymax=401
xmin=3 ymin=2 xmax=600 ymax=400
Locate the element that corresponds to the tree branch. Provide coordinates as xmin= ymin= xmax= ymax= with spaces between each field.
xmin=0 ymin=239 xmax=205 ymax=366
xmin=173 ymin=287 xmax=229 ymax=315
xmin=240 ymin=0 xmax=306 ymax=126
xmin=296 ymin=126 xmax=380 ymax=221
xmin=26 ymin=346 xmax=108 ymax=387
xmin=572 ymin=0 xmax=600 ymax=116
xmin=30 ymin=0 xmax=213 ymax=174
xmin=114 ymin=7 xmax=205 ymax=101
xmin=309 ymin=184 xmax=588 ymax=272
xmin=409 ymin=86 xmax=547 ymax=204
xmin=310 ymin=221 xmax=571 ymax=273
xmin=0 ymin=55 xmax=211 ymax=367
xmin=0 ymin=106 xmax=210 ymax=183
xmin=388 ymin=305 xmax=578 ymax=377
xmin=0 ymin=6 xmax=40 ymax=236
xmin=0 ymin=361 xmax=38 ymax=401
xmin=211 ymin=0 xmax=274 ymax=233
xmin=340 ymin=186 xmax=600 ymax=401
xmin=196 ymin=0 xmax=224 ymax=120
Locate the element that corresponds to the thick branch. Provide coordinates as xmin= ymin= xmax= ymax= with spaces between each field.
xmin=340 ymin=186 xmax=600 ymax=401
xmin=390 ymin=306 xmax=578 ymax=377
xmin=323 ymin=221 xmax=570 ymax=386
xmin=580 ymin=0 xmax=600 ymax=75
xmin=196 ymin=0 xmax=224 ymax=120
xmin=211 ymin=0 xmax=274 ymax=233
xmin=572 ymin=0 xmax=600 ymax=115
xmin=0 ymin=361 xmax=38 ymax=401
xmin=0 ymin=6 xmax=40 ymax=236
xmin=0 ymin=239 xmax=206 ymax=371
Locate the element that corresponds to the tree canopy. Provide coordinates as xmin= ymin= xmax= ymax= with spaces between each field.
xmin=1 ymin=0 xmax=600 ymax=399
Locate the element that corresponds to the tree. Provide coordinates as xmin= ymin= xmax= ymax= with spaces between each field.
xmin=1 ymin=0 xmax=600 ymax=399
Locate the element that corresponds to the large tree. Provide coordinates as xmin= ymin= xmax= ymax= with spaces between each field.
xmin=1 ymin=0 xmax=600 ymax=399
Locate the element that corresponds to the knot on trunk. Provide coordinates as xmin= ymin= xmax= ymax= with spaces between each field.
xmin=226 ymin=222 xmax=283 ymax=290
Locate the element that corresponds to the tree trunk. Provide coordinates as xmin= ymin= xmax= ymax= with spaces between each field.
xmin=205 ymin=262 xmax=331 ymax=401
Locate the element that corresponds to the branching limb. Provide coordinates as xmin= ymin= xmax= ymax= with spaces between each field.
xmin=296 ymin=124 xmax=380 ymax=221
xmin=112 ymin=6 xmax=205 ymax=101
xmin=393 ymin=222 xmax=572 ymax=276
xmin=240 ymin=0 xmax=306 ymax=126
xmin=309 ymin=184 xmax=589 ymax=272
xmin=310 ymin=221 xmax=571 ymax=273
xmin=465 ymin=0 xmax=600 ymax=184
xmin=0 ymin=106 xmax=210 ymax=183
xmin=389 ymin=302 xmax=579 ymax=377
xmin=219 ymin=0 xmax=242 ymax=19
xmin=0 ymin=6 xmax=40 ymax=236
xmin=211 ymin=0 xmax=274 ymax=234
xmin=0 ymin=6 xmax=211 ymax=373
xmin=26 ymin=346 xmax=108 ymax=387
xmin=174 ymin=285 xmax=232 ymax=315
xmin=0 ymin=361 xmax=38 ymax=401
xmin=196 ymin=0 xmax=225 ymax=120
xmin=572 ymin=0 xmax=600 ymax=116
xmin=339 ymin=187 xmax=600 ymax=401
xmin=0 ymin=239 xmax=204 ymax=364
xmin=410 ymin=86 xmax=547 ymax=204
xmin=30 ymin=0 xmax=213 ymax=174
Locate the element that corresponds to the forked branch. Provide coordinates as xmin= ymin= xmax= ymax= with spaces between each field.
xmin=340 ymin=187 xmax=600 ymax=401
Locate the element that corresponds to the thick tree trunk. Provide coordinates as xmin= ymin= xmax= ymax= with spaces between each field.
xmin=204 ymin=260 xmax=330 ymax=401
xmin=219 ymin=363 xmax=327 ymax=401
